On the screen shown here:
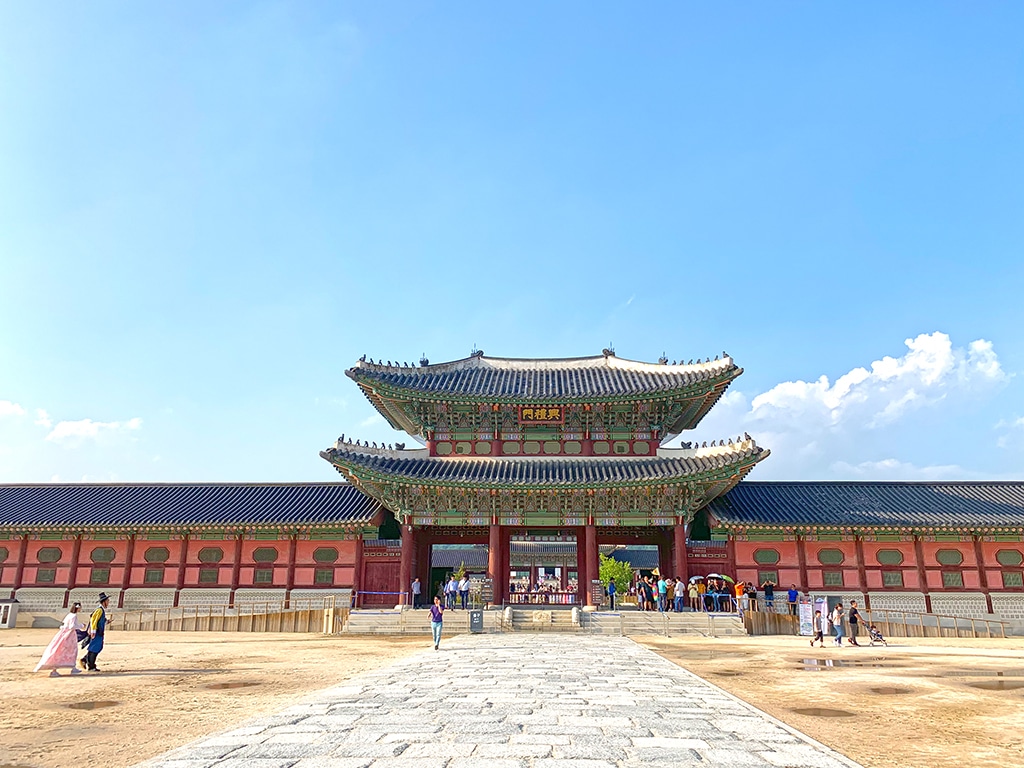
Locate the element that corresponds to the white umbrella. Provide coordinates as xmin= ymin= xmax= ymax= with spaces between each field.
xmin=688 ymin=575 xmax=704 ymax=583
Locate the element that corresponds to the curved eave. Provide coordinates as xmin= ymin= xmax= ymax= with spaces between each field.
xmin=319 ymin=447 xmax=769 ymax=494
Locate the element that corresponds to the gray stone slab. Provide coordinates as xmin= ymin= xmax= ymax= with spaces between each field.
xmin=131 ymin=635 xmax=864 ymax=768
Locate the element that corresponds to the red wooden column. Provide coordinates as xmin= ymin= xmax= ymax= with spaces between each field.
xmin=973 ymin=535 xmax=993 ymax=614
xmin=10 ymin=534 xmax=29 ymax=599
xmin=796 ymin=533 xmax=809 ymax=594
xmin=119 ymin=534 xmax=136 ymax=608
xmin=229 ymin=533 xmax=243 ymax=608
xmin=399 ymin=523 xmax=414 ymax=606
xmin=575 ymin=526 xmax=587 ymax=605
xmin=673 ymin=522 xmax=688 ymax=580
xmin=66 ymin=534 xmax=84 ymax=608
xmin=854 ymin=534 xmax=869 ymax=609
xmin=352 ymin=535 xmax=364 ymax=608
xmin=584 ymin=523 xmax=598 ymax=607
xmin=914 ymin=535 xmax=932 ymax=613
xmin=173 ymin=533 xmax=189 ymax=608
xmin=488 ymin=522 xmax=502 ymax=607
xmin=284 ymin=534 xmax=298 ymax=608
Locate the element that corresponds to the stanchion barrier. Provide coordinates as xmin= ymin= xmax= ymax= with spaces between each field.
xmin=352 ymin=591 xmax=407 ymax=609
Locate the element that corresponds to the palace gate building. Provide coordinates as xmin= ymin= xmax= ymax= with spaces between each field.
xmin=2 ymin=351 xmax=1024 ymax=625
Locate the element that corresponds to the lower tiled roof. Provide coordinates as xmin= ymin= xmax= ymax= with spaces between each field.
xmin=0 ymin=483 xmax=380 ymax=530
xmin=321 ymin=440 xmax=766 ymax=488
xmin=709 ymin=482 xmax=1024 ymax=530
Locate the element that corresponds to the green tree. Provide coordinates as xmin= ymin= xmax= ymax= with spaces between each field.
xmin=599 ymin=553 xmax=634 ymax=593
xmin=454 ymin=561 xmax=467 ymax=581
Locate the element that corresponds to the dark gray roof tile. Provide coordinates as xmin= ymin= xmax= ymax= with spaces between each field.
xmin=0 ymin=483 xmax=379 ymax=530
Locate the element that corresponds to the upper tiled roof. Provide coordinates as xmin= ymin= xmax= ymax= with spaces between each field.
xmin=321 ymin=438 xmax=767 ymax=489
xmin=709 ymin=482 xmax=1024 ymax=530
xmin=347 ymin=352 xmax=740 ymax=402
xmin=0 ymin=483 xmax=380 ymax=531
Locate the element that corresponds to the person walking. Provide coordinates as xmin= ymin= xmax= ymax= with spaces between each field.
xmin=830 ymin=602 xmax=845 ymax=647
xmin=429 ymin=595 xmax=444 ymax=650
xmin=656 ymin=575 xmax=668 ymax=612
xmin=810 ymin=609 xmax=827 ymax=647
xmin=787 ymin=585 xmax=800 ymax=616
xmin=82 ymin=592 xmax=110 ymax=672
xmin=444 ymin=576 xmax=458 ymax=609
xmin=34 ymin=602 xmax=85 ymax=677
xmin=607 ymin=579 xmax=617 ymax=611
xmin=848 ymin=600 xmax=862 ymax=646
xmin=411 ymin=577 xmax=422 ymax=609
xmin=458 ymin=574 xmax=470 ymax=610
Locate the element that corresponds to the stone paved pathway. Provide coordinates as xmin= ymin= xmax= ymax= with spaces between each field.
xmin=136 ymin=635 xmax=863 ymax=768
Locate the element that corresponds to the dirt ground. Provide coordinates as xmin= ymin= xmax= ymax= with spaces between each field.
xmin=1 ymin=628 xmax=1022 ymax=768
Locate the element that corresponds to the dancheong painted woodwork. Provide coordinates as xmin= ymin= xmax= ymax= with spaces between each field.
xmin=324 ymin=351 xmax=767 ymax=527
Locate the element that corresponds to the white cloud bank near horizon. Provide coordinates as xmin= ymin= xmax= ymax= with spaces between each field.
xmin=693 ymin=332 xmax=1010 ymax=481
xmin=0 ymin=398 xmax=143 ymax=448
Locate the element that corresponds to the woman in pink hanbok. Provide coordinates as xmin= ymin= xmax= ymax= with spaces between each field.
xmin=34 ymin=602 xmax=85 ymax=677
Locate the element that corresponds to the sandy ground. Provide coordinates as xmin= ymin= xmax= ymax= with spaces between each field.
xmin=641 ymin=634 xmax=1024 ymax=768
xmin=1 ymin=628 xmax=1022 ymax=768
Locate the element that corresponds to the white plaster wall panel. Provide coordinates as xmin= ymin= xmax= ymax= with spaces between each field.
xmin=866 ymin=592 xmax=927 ymax=613
xmin=289 ymin=588 xmax=351 ymax=609
xmin=13 ymin=587 xmax=67 ymax=611
xmin=177 ymin=588 xmax=231 ymax=606
xmin=233 ymin=589 xmax=286 ymax=607
xmin=120 ymin=589 xmax=176 ymax=610
xmin=930 ymin=593 xmax=988 ymax=617
xmin=990 ymin=593 xmax=1024 ymax=621
xmin=68 ymin=587 xmax=122 ymax=610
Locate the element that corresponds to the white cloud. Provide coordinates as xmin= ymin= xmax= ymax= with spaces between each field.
xmin=0 ymin=400 xmax=26 ymax=418
xmin=34 ymin=409 xmax=52 ymax=428
xmin=359 ymin=414 xmax=384 ymax=428
xmin=829 ymin=458 xmax=966 ymax=481
xmin=748 ymin=332 xmax=1005 ymax=432
xmin=45 ymin=417 xmax=143 ymax=446
xmin=694 ymin=331 xmax=1007 ymax=480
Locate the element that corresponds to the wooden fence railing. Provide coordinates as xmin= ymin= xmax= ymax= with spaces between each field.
xmin=110 ymin=598 xmax=349 ymax=634
xmin=744 ymin=607 xmax=1009 ymax=639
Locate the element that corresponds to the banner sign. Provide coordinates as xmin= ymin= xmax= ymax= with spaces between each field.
xmin=518 ymin=405 xmax=565 ymax=425
xmin=799 ymin=600 xmax=815 ymax=636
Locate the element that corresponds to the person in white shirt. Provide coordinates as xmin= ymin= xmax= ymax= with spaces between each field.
xmin=458 ymin=576 xmax=470 ymax=610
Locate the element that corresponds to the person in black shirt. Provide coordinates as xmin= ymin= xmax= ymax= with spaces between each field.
xmin=760 ymin=579 xmax=776 ymax=611
xmin=848 ymin=599 xmax=862 ymax=646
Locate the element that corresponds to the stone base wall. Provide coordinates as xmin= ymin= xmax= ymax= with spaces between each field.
xmin=13 ymin=588 xmax=67 ymax=612
xmin=121 ymin=589 xmax=176 ymax=610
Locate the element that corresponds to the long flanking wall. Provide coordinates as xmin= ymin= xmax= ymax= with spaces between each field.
xmin=3 ymin=480 xmax=1024 ymax=622
xmin=708 ymin=482 xmax=1024 ymax=622
xmin=0 ymin=483 xmax=380 ymax=612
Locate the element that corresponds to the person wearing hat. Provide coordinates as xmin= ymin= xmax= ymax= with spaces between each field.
xmin=82 ymin=592 xmax=111 ymax=672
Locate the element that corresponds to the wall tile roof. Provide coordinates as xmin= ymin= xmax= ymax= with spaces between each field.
xmin=0 ymin=483 xmax=379 ymax=530
xmin=348 ymin=353 xmax=739 ymax=401
xmin=708 ymin=482 xmax=1024 ymax=529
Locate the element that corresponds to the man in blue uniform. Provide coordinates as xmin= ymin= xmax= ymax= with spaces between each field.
xmin=83 ymin=592 xmax=110 ymax=672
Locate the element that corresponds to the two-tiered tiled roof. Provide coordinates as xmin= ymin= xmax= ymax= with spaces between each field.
xmin=348 ymin=352 xmax=741 ymax=436
xmin=0 ymin=483 xmax=380 ymax=532
xmin=321 ymin=438 xmax=767 ymax=490
xmin=706 ymin=482 xmax=1024 ymax=531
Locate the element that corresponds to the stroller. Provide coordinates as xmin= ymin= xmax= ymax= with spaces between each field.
xmin=867 ymin=624 xmax=887 ymax=646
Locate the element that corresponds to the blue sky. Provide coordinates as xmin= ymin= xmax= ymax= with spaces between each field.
xmin=1 ymin=3 xmax=1023 ymax=483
